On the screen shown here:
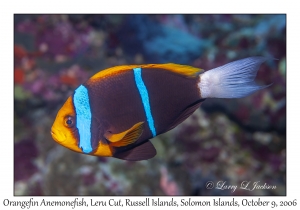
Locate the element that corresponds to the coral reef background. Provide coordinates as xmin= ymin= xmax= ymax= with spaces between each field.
xmin=14 ymin=14 xmax=286 ymax=196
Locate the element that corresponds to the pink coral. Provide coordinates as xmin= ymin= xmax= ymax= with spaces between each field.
xmin=160 ymin=167 xmax=180 ymax=196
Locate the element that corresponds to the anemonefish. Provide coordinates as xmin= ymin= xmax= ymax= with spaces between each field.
xmin=51 ymin=57 xmax=270 ymax=161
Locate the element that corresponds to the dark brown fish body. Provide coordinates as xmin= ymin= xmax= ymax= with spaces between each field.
xmin=85 ymin=67 xmax=204 ymax=158
xmin=51 ymin=57 xmax=269 ymax=161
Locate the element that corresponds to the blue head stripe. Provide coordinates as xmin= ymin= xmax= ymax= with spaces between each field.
xmin=133 ymin=67 xmax=156 ymax=137
xmin=73 ymin=85 xmax=93 ymax=153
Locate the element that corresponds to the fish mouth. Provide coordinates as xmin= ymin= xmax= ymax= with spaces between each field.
xmin=50 ymin=130 xmax=56 ymax=139
xmin=50 ymin=129 xmax=58 ymax=140
xmin=50 ymin=128 xmax=65 ymax=143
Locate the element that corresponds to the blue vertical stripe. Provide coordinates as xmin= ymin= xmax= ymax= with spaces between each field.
xmin=133 ymin=67 xmax=157 ymax=137
xmin=73 ymin=85 xmax=93 ymax=153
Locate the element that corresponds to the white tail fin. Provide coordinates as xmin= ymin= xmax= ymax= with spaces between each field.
xmin=198 ymin=57 xmax=271 ymax=98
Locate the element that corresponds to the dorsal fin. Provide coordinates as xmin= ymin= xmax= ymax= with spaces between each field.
xmin=141 ymin=63 xmax=203 ymax=78
xmin=89 ymin=63 xmax=203 ymax=82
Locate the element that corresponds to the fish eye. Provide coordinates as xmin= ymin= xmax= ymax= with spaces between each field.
xmin=64 ymin=116 xmax=75 ymax=128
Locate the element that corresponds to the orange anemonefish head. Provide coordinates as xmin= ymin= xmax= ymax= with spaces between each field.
xmin=51 ymin=96 xmax=82 ymax=153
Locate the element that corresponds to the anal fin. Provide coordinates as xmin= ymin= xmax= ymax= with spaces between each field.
xmin=113 ymin=141 xmax=156 ymax=161
xmin=166 ymin=99 xmax=205 ymax=132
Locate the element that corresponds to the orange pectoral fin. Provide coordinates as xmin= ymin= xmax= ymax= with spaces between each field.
xmin=104 ymin=122 xmax=144 ymax=147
